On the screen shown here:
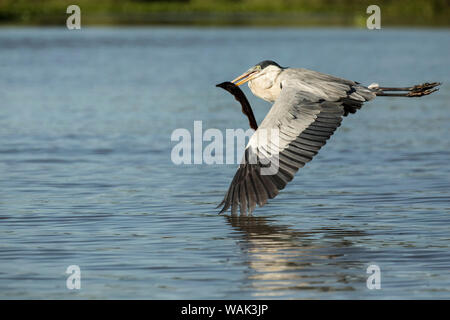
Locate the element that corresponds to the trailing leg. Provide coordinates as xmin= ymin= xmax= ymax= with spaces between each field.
xmin=370 ymin=82 xmax=441 ymax=97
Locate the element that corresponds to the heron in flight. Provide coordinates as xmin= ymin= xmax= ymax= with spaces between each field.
xmin=217 ymin=60 xmax=440 ymax=216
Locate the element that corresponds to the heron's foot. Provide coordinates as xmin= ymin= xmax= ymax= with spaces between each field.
xmin=407 ymin=87 xmax=440 ymax=97
xmin=375 ymin=82 xmax=441 ymax=97
xmin=410 ymin=82 xmax=441 ymax=92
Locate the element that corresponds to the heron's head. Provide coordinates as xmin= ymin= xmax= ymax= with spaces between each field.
xmin=231 ymin=60 xmax=284 ymax=88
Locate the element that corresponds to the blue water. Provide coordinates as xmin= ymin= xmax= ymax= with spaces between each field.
xmin=0 ymin=27 xmax=449 ymax=299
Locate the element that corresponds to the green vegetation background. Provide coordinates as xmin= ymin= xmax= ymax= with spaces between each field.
xmin=0 ymin=0 xmax=448 ymax=26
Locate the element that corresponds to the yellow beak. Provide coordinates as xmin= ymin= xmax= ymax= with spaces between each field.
xmin=231 ymin=70 xmax=258 ymax=86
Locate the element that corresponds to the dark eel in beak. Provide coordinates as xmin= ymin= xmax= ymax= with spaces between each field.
xmin=216 ymin=82 xmax=258 ymax=131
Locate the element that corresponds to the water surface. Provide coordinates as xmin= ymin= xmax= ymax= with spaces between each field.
xmin=0 ymin=27 xmax=449 ymax=299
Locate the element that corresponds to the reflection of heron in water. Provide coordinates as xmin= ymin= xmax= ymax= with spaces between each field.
xmin=217 ymin=60 xmax=440 ymax=216
xmin=225 ymin=215 xmax=369 ymax=297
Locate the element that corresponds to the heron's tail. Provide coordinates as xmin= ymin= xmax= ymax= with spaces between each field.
xmin=369 ymin=82 xmax=441 ymax=97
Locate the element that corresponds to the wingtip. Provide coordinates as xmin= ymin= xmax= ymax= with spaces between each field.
xmin=216 ymin=199 xmax=227 ymax=215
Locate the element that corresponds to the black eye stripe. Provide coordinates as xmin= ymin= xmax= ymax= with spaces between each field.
xmin=257 ymin=60 xmax=282 ymax=69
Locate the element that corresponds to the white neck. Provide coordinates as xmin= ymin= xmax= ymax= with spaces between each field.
xmin=248 ymin=65 xmax=283 ymax=103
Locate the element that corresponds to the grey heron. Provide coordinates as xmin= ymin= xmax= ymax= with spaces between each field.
xmin=217 ymin=60 xmax=440 ymax=216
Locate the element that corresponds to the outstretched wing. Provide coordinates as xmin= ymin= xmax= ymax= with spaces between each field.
xmin=218 ymin=86 xmax=350 ymax=216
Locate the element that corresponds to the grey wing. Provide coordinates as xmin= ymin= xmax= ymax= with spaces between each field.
xmin=218 ymin=86 xmax=349 ymax=216
xmin=281 ymin=68 xmax=376 ymax=115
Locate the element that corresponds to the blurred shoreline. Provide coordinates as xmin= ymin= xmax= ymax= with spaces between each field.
xmin=0 ymin=0 xmax=448 ymax=27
